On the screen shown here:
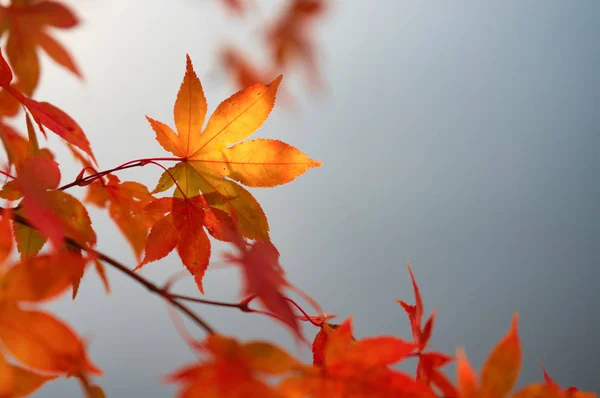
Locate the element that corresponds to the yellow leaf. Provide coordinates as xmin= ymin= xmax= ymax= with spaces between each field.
xmin=198 ymin=138 xmax=322 ymax=187
xmin=192 ymin=75 xmax=281 ymax=156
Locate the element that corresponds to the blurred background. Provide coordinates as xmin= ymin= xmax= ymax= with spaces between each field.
xmin=4 ymin=0 xmax=597 ymax=396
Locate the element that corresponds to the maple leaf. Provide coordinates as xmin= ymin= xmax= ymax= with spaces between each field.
xmin=311 ymin=322 xmax=340 ymax=366
xmin=148 ymin=54 xmax=321 ymax=240
xmin=221 ymin=47 xmax=295 ymax=106
xmin=396 ymin=262 xmax=456 ymax=396
xmin=0 ymin=122 xmax=27 ymax=168
xmin=0 ymin=307 xmax=101 ymax=376
xmin=67 ymin=248 xmax=110 ymax=300
xmin=0 ymin=84 xmax=20 ymax=117
xmin=0 ymin=252 xmax=101 ymax=377
xmin=221 ymin=47 xmax=270 ymax=88
xmin=397 ymin=261 xmax=435 ymax=352
xmin=137 ymin=195 xmax=235 ymax=293
xmin=0 ymin=49 xmax=96 ymax=164
xmin=280 ymin=318 xmax=436 ymax=398
xmin=0 ymin=0 xmax=80 ymax=95
xmin=0 ymin=349 xmax=56 ymax=398
xmin=10 ymin=154 xmax=96 ymax=253
xmin=456 ymin=313 xmax=522 ymax=398
xmin=265 ymin=0 xmax=325 ymax=91
xmin=511 ymin=364 xmax=597 ymax=398
xmin=85 ymin=174 xmax=154 ymax=260
xmin=0 ymin=113 xmax=43 ymax=191
xmin=416 ymin=352 xmax=458 ymax=398
xmin=166 ymin=334 xmax=306 ymax=398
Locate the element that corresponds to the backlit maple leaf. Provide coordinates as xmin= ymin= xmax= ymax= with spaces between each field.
xmin=167 ymin=334 xmax=306 ymax=398
xmin=0 ymin=349 xmax=55 ymax=398
xmin=148 ymin=54 xmax=321 ymax=240
xmin=0 ymin=0 xmax=81 ymax=95
xmin=266 ymin=0 xmax=325 ymax=91
xmin=0 ymin=252 xmax=101 ymax=380
xmin=456 ymin=313 xmax=522 ymax=398
xmin=0 ymin=49 xmax=96 ymax=164
xmin=0 ymin=122 xmax=27 ymax=169
xmin=85 ymin=174 xmax=154 ymax=260
xmin=136 ymin=195 xmax=235 ymax=293
xmin=511 ymin=364 xmax=597 ymax=398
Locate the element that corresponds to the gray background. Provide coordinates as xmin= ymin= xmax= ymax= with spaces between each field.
xmin=9 ymin=0 xmax=598 ymax=396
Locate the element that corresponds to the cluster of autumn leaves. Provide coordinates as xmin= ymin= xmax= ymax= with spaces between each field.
xmin=0 ymin=1 xmax=596 ymax=397
xmin=220 ymin=0 xmax=327 ymax=98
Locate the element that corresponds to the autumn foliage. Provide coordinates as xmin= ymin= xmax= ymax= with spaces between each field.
xmin=0 ymin=1 xmax=595 ymax=397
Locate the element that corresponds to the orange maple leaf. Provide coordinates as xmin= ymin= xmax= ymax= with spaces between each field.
xmin=0 ymin=121 xmax=28 ymax=169
xmin=456 ymin=313 xmax=522 ymax=398
xmin=85 ymin=174 xmax=154 ymax=260
xmin=167 ymin=334 xmax=306 ymax=398
xmin=0 ymin=83 xmax=20 ymax=117
xmin=0 ymin=349 xmax=56 ymax=398
xmin=0 ymin=113 xmax=40 ymax=177
xmin=0 ymin=252 xmax=101 ymax=379
xmin=0 ymin=0 xmax=81 ymax=96
xmin=511 ymin=364 xmax=597 ymax=398
xmin=147 ymin=54 xmax=321 ymax=240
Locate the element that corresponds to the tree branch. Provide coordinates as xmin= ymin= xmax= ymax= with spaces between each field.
xmin=2 ymin=208 xmax=216 ymax=335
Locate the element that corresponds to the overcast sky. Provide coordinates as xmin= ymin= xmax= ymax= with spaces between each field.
xmin=11 ymin=0 xmax=599 ymax=396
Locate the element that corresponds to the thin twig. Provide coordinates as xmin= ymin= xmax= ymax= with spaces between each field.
xmin=58 ymin=157 xmax=181 ymax=191
xmin=0 ymin=169 xmax=15 ymax=180
xmin=168 ymin=293 xmax=248 ymax=310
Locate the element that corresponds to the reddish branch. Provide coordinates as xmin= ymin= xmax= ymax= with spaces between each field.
xmin=170 ymin=293 xmax=326 ymax=328
xmin=58 ymin=157 xmax=181 ymax=191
